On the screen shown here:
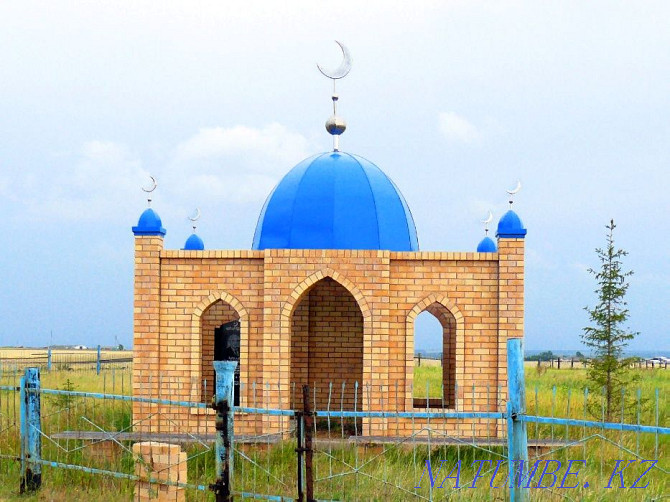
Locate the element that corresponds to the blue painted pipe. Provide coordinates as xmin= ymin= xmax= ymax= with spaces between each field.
xmin=212 ymin=360 xmax=237 ymax=501
xmin=507 ymin=338 xmax=528 ymax=501
xmin=520 ymin=415 xmax=670 ymax=435
xmin=20 ymin=368 xmax=41 ymax=493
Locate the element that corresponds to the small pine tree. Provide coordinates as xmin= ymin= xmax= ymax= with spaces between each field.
xmin=53 ymin=378 xmax=77 ymax=410
xmin=582 ymin=220 xmax=638 ymax=421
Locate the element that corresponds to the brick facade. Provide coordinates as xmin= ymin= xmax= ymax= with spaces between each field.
xmin=132 ymin=243 xmax=524 ymax=437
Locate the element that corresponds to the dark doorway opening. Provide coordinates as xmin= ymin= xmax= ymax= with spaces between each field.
xmin=215 ymin=319 xmax=241 ymax=406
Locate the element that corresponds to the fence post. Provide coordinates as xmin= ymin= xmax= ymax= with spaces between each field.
xmin=296 ymin=399 xmax=304 ymax=502
xmin=47 ymin=348 xmax=52 ymax=372
xmin=302 ymin=385 xmax=314 ymax=502
xmin=20 ymin=367 xmax=42 ymax=493
xmin=211 ymin=360 xmax=237 ymax=502
xmin=96 ymin=345 xmax=101 ymax=375
xmin=507 ymin=338 xmax=528 ymax=502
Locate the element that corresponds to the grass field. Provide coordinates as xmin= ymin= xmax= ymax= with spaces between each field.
xmin=0 ymin=363 xmax=667 ymax=500
xmin=0 ymin=348 xmax=133 ymax=359
xmin=0 ymin=348 xmax=133 ymax=374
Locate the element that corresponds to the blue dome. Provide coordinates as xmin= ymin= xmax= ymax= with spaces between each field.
xmin=252 ymin=152 xmax=419 ymax=251
xmin=183 ymin=233 xmax=205 ymax=251
xmin=477 ymin=236 xmax=497 ymax=252
xmin=132 ymin=208 xmax=166 ymax=236
xmin=496 ymin=210 xmax=527 ymax=238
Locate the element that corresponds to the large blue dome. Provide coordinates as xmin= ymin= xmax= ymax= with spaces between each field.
xmin=252 ymin=152 xmax=419 ymax=251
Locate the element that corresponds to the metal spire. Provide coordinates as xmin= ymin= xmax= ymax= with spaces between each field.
xmin=317 ymin=41 xmax=352 ymax=151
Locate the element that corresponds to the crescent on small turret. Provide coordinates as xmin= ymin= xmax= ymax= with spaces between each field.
xmin=188 ymin=207 xmax=201 ymax=222
xmin=506 ymin=180 xmax=522 ymax=196
xmin=141 ymin=176 xmax=157 ymax=193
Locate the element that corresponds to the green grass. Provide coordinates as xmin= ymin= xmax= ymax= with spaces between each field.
xmin=1 ymin=366 xmax=668 ymax=500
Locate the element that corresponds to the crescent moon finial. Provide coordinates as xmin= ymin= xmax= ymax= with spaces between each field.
xmin=141 ymin=176 xmax=157 ymax=193
xmin=317 ymin=41 xmax=352 ymax=152
xmin=482 ymin=210 xmax=493 ymax=234
xmin=317 ymin=40 xmax=352 ymax=80
xmin=188 ymin=208 xmax=201 ymax=231
xmin=506 ymin=180 xmax=521 ymax=207
xmin=141 ymin=176 xmax=157 ymax=206
xmin=506 ymin=180 xmax=522 ymax=196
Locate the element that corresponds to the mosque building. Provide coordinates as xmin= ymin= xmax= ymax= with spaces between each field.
xmin=131 ymin=46 xmax=527 ymax=436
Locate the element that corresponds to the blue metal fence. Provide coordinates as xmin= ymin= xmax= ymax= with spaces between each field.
xmin=0 ymin=338 xmax=668 ymax=501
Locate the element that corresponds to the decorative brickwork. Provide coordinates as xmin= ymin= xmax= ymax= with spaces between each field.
xmin=132 ymin=242 xmax=523 ymax=438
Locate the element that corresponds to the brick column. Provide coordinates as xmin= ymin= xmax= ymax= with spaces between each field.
xmin=133 ymin=442 xmax=187 ymax=501
xmin=132 ymin=233 xmax=164 ymax=429
xmin=496 ymin=235 xmax=525 ymax=406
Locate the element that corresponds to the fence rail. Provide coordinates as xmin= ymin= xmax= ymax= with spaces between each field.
xmin=1 ymin=339 xmax=668 ymax=501
xmin=0 ymin=347 xmax=132 ymax=374
xmin=416 ymin=354 xmax=670 ymax=371
xmin=530 ymin=358 xmax=670 ymax=370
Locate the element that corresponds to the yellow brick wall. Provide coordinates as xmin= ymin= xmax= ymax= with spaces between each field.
xmin=131 ymin=242 xmax=522 ymax=438
xmin=261 ymin=250 xmax=396 ymax=432
xmin=389 ymin=257 xmax=499 ymax=413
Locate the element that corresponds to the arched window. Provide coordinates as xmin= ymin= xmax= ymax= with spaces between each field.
xmin=200 ymin=300 xmax=240 ymax=405
xmin=412 ymin=302 xmax=456 ymax=408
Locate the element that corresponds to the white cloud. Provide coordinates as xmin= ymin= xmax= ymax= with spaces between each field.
xmin=438 ymin=112 xmax=480 ymax=143
xmin=177 ymin=173 xmax=278 ymax=205
xmin=175 ymin=123 xmax=311 ymax=175
xmin=169 ymin=123 xmax=312 ymax=205
xmin=6 ymin=123 xmax=312 ymax=222
xmin=19 ymin=141 xmax=149 ymax=222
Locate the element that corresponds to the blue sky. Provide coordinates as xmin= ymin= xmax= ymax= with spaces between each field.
xmin=0 ymin=1 xmax=668 ymax=351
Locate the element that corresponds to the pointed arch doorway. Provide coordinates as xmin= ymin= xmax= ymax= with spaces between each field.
xmin=289 ymin=277 xmax=364 ymax=414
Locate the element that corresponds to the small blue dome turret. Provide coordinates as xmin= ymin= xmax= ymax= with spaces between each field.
xmin=252 ymin=151 xmax=419 ymax=251
xmin=183 ymin=233 xmax=205 ymax=251
xmin=496 ymin=210 xmax=527 ymax=238
xmin=477 ymin=236 xmax=497 ymax=252
xmin=132 ymin=208 xmax=166 ymax=236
